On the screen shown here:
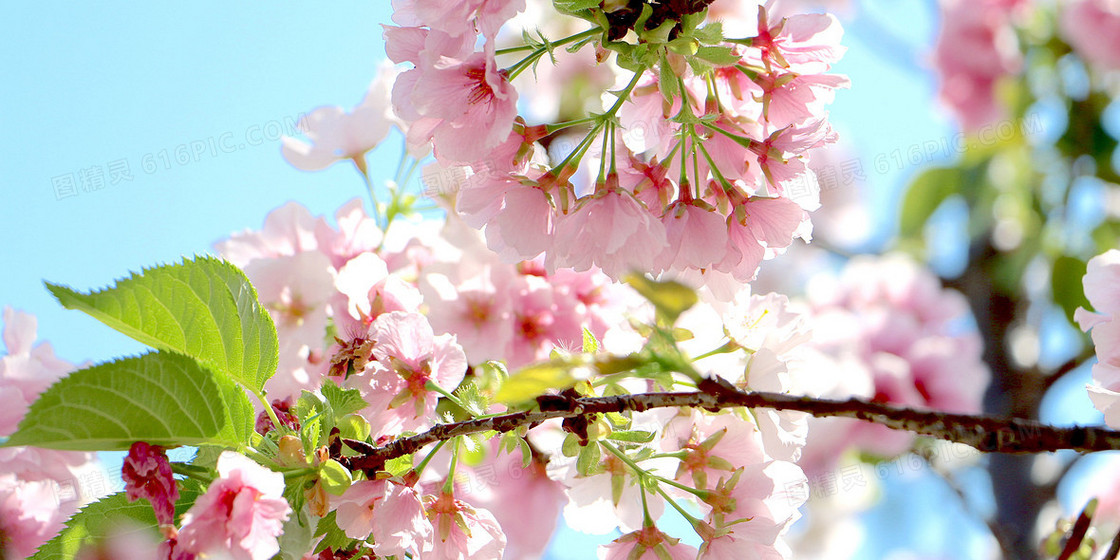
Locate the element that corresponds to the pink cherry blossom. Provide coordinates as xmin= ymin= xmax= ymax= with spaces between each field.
xmin=332 ymin=478 xmax=431 ymax=556
xmin=932 ymin=0 xmax=1023 ymax=130
xmin=122 ymin=442 xmax=179 ymax=526
xmin=281 ymin=62 xmax=400 ymax=173
xmin=391 ymin=0 xmax=524 ymax=40
xmin=549 ymin=175 xmax=668 ymax=279
xmin=656 ymin=197 xmax=731 ymax=274
xmin=1076 ymin=250 xmax=1120 ymax=427
xmin=177 ymin=452 xmax=291 ymax=560
xmin=1061 ymin=0 xmax=1120 ymax=72
xmin=598 ymin=525 xmax=698 ymax=560
xmin=459 ymin=448 xmax=566 ymax=559
xmin=369 ymin=311 xmax=468 ymax=429
xmin=799 ymin=254 xmax=989 ymax=472
xmin=421 ymin=491 xmax=506 ymax=559
xmin=388 ymin=27 xmax=519 ymax=164
xmin=0 ymin=477 xmax=70 ymax=559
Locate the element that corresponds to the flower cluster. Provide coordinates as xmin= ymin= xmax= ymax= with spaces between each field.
xmin=932 ymin=0 xmax=1025 ymax=131
xmin=0 ymin=308 xmax=104 ymax=559
xmin=383 ymin=0 xmax=847 ymax=287
xmin=797 ymin=254 xmax=990 ymax=473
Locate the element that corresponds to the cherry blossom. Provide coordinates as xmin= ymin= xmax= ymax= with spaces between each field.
xmin=1076 ymin=250 xmax=1120 ymax=427
xmin=421 ymin=491 xmax=507 ymax=559
xmin=177 ymin=452 xmax=291 ymax=560
xmin=598 ymin=525 xmax=699 ymax=560
xmin=281 ymin=61 xmax=401 ymax=172
xmin=932 ymin=0 xmax=1024 ymax=130
xmin=1060 ymin=0 xmax=1120 ymax=72
xmin=332 ymin=478 xmax=431 ymax=556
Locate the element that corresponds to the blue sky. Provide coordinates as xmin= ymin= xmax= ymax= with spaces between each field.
xmin=0 ymin=1 xmax=1060 ymax=558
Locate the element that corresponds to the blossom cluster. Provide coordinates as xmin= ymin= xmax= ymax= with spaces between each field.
xmin=381 ymin=0 xmax=847 ymax=288
xmin=0 ymin=308 xmax=103 ymax=559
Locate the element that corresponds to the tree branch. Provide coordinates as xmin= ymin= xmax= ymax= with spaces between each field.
xmin=339 ymin=381 xmax=1120 ymax=474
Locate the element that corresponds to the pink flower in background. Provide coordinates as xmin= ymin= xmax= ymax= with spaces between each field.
xmin=281 ymin=62 xmax=400 ymax=173
xmin=0 ymin=306 xmax=81 ymax=435
xmin=421 ymin=491 xmax=506 ymax=559
xmin=932 ymin=0 xmax=1023 ymax=130
xmin=598 ymin=525 xmax=698 ymax=560
xmin=1076 ymin=250 xmax=1120 ymax=427
xmin=122 ymin=442 xmax=179 ymax=526
xmin=0 ymin=479 xmax=69 ymax=559
xmin=0 ymin=307 xmax=102 ymax=557
xmin=459 ymin=448 xmax=566 ymax=559
xmin=799 ymin=254 xmax=989 ymax=473
xmin=332 ymin=479 xmax=431 ymax=556
xmin=1061 ymin=0 xmax=1120 ymax=72
xmin=177 ymin=452 xmax=291 ymax=560
xmin=215 ymin=202 xmax=331 ymax=266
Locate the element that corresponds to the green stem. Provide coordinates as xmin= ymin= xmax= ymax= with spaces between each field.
xmin=413 ymin=439 xmax=447 ymax=478
xmin=426 ymin=381 xmax=472 ymax=415
xmin=356 ymin=162 xmax=385 ymax=230
xmin=442 ymin=437 xmax=461 ymax=495
xmin=254 ymin=390 xmax=287 ymax=436
xmin=505 ymin=27 xmax=602 ymax=79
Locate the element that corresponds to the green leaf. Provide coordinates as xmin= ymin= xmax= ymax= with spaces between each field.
xmin=495 ymin=362 xmax=578 ymax=405
xmin=319 ymin=459 xmax=353 ymax=496
xmin=31 ymin=489 xmax=199 ymax=560
xmin=623 ymin=274 xmax=698 ymax=323
xmin=46 ymin=256 xmax=278 ymax=392
xmin=6 ymin=352 xmax=253 ymax=451
xmin=898 ymin=168 xmax=962 ymax=238
xmin=607 ymin=430 xmax=656 ymax=444
xmin=1052 ymin=256 xmax=1091 ymax=324
xmin=553 ymin=0 xmax=599 ymax=14
xmin=694 ymin=45 xmax=740 ymax=66
xmin=320 ymin=379 xmax=366 ymax=418
xmin=577 ymin=442 xmax=602 ymax=476
xmin=582 ymin=327 xmax=600 ymax=354
xmin=314 ymin=511 xmax=357 ymax=554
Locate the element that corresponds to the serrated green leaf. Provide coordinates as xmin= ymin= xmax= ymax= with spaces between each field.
xmin=277 ymin=506 xmax=316 ymax=560
xmin=386 ymin=453 xmax=415 ymax=476
xmin=623 ymin=274 xmax=698 ymax=323
xmin=553 ymin=0 xmax=599 ymax=14
xmin=495 ymin=363 xmax=578 ymax=405
xmin=31 ymin=489 xmax=199 ymax=560
xmin=6 ymin=352 xmax=253 ymax=451
xmin=314 ymin=511 xmax=357 ymax=554
xmin=1053 ymin=255 xmax=1091 ymax=324
xmin=658 ymin=54 xmax=680 ymax=102
xmin=321 ymin=379 xmax=366 ymax=417
xmin=899 ymin=168 xmax=962 ymax=238
xmin=695 ymin=45 xmax=740 ymax=66
xmin=45 ymin=256 xmax=278 ymax=392
xmin=577 ymin=442 xmax=602 ymax=475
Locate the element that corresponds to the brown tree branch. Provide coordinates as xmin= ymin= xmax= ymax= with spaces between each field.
xmin=339 ymin=381 xmax=1120 ymax=475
